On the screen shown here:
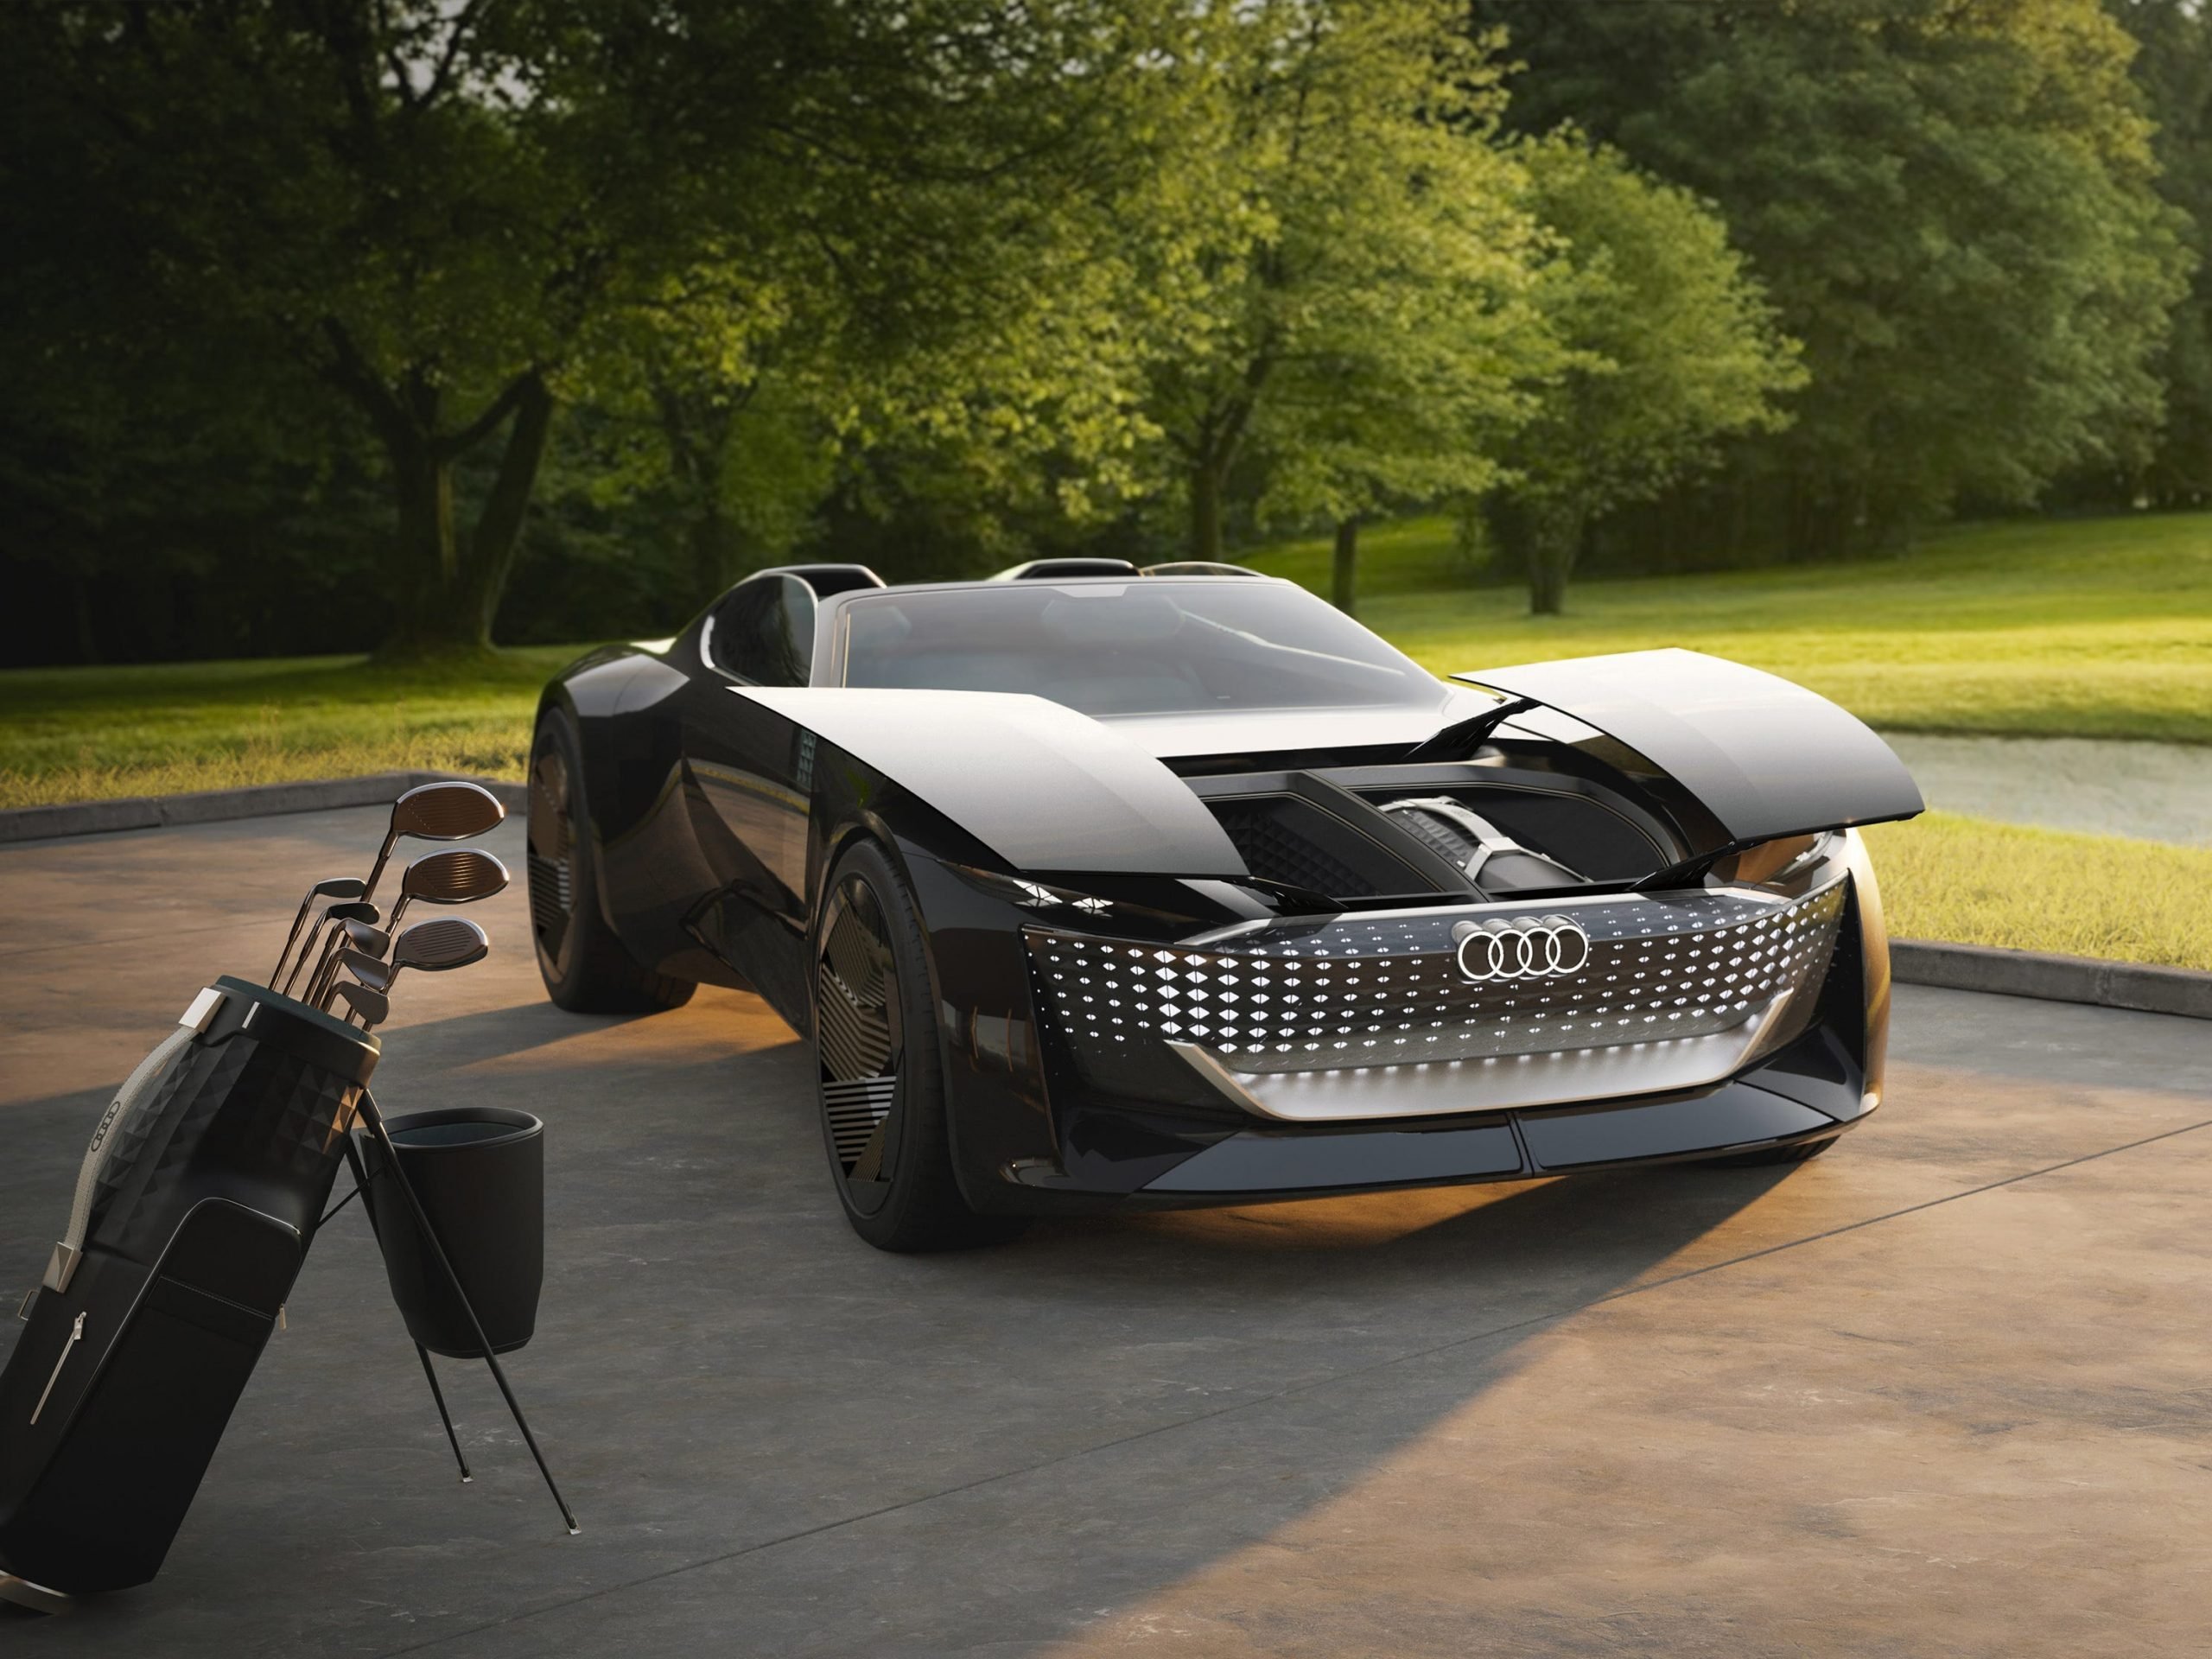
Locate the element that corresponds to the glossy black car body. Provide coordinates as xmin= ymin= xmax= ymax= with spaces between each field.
xmin=528 ymin=561 xmax=1923 ymax=1246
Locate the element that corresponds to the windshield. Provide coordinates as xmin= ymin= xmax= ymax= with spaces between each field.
xmin=837 ymin=581 xmax=1442 ymax=717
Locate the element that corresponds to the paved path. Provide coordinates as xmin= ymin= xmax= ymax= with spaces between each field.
xmin=1886 ymin=732 xmax=2212 ymax=844
xmin=3 ymin=810 xmax=2210 ymax=1656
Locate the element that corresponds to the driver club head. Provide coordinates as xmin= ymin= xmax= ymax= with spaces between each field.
xmin=391 ymin=916 xmax=491 ymax=978
xmin=284 ymin=899 xmax=382 ymax=999
xmin=362 ymin=782 xmax=507 ymax=901
xmin=389 ymin=847 xmax=510 ymax=929
xmin=271 ymin=876 xmax=367 ymax=987
xmin=330 ymin=979 xmax=390 ymax=1031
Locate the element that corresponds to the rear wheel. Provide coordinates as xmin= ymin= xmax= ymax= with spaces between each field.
xmin=527 ymin=711 xmax=695 ymax=1014
xmin=813 ymin=840 xmax=1024 ymax=1252
xmin=1700 ymin=1135 xmax=1840 ymax=1170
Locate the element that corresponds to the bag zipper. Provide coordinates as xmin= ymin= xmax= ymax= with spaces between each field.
xmin=29 ymin=1313 xmax=86 ymax=1426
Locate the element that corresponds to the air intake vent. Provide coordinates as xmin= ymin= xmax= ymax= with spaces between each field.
xmin=1205 ymin=794 xmax=1429 ymax=899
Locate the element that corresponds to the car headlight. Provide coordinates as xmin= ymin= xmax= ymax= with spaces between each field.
xmin=1708 ymin=830 xmax=1840 ymax=889
xmin=939 ymin=861 xmax=1118 ymax=917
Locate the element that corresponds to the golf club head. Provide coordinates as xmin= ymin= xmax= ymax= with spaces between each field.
xmin=391 ymin=916 xmax=491 ymax=976
xmin=271 ymin=875 xmax=368 ymax=987
xmin=309 ymin=917 xmax=392 ymax=1005
xmin=391 ymin=848 xmax=510 ymax=927
xmin=340 ymin=915 xmax=391 ymax=956
xmin=364 ymin=782 xmax=507 ymax=899
xmin=338 ymin=948 xmax=395 ymax=994
xmin=284 ymin=899 xmax=384 ymax=998
xmin=331 ymin=979 xmax=390 ymax=1030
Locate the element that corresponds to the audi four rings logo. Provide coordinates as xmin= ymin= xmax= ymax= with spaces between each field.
xmin=1452 ymin=915 xmax=1591 ymax=981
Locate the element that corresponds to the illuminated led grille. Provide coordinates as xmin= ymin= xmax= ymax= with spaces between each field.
xmin=1026 ymin=879 xmax=1846 ymax=1080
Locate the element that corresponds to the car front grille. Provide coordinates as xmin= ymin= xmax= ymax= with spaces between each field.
xmin=1025 ymin=874 xmax=1847 ymax=1106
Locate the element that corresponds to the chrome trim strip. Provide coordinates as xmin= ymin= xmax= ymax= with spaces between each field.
xmin=1172 ymin=1000 xmax=1784 ymax=1122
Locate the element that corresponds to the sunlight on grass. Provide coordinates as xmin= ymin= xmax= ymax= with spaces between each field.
xmin=1868 ymin=811 xmax=2212 ymax=973
xmin=0 ymin=647 xmax=575 ymax=807
xmin=1250 ymin=511 xmax=2212 ymax=742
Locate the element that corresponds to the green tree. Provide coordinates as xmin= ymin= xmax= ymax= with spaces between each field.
xmin=1486 ymin=137 xmax=1803 ymax=613
xmin=1138 ymin=0 xmax=1551 ymax=565
xmin=1477 ymin=0 xmax=2191 ymax=556
xmin=2109 ymin=0 xmax=2212 ymax=505
xmin=0 ymin=2 xmax=1198 ymax=655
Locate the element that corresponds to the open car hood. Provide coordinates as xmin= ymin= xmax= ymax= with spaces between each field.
xmin=1455 ymin=648 xmax=1923 ymax=847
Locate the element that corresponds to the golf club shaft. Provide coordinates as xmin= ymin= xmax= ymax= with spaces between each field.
xmin=360 ymin=830 xmax=401 ymax=905
xmin=270 ymin=893 xmax=318 ymax=987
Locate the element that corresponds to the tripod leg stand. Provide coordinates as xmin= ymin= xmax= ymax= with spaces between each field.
xmin=338 ymin=1134 xmax=468 ymax=1484
xmin=348 ymin=1092 xmax=576 ymax=1533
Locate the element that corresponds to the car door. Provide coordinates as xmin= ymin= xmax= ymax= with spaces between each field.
xmin=681 ymin=574 xmax=818 ymax=1025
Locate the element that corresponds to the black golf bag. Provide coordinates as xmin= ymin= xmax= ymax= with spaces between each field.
xmin=0 ymin=976 xmax=377 ymax=1595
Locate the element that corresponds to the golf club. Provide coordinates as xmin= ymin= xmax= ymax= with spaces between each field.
xmin=331 ymin=918 xmax=488 ymax=1007
xmin=330 ymin=980 xmax=390 ymax=1031
xmin=362 ymin=783 xmax=506 ymax=904
xmin=388 ymin=848 xmax=509 ymax=931
xmin=282 ymin=900 xmax=382 ymax=999
xmin=308 ymin=917 xmax=394 ymax=1008
xmin=333 ymin=948 xmax=393 ymax=995
xmin=269 ymin=876 xmax=365 ymax=988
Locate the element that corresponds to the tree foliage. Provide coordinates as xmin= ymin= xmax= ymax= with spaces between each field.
xmin=1135 ymin=0 xmax=1553 ymax=562
xmin=2108 ymin=0 xmax=2212 ymax=505
xmin=1487 ymin=136 xmax=1804 ymax=613
xmin=1477 ymin=0 xmax=2192 ymax=556
xmin=0 ymin=0 xmax=1200 ymax=653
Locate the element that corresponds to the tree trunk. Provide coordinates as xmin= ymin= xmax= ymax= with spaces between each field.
xmin=454 ymin=373 xmax=556 ymax=645
xmin=354 ymin=370 xmax=553 ymax=659
xmin=383 ymin=433 xmax=461 ymax=656
xmin=1190 ymin=458 xmax=1226 ymax=563
xmin=1331 ymin=518 xmax=1359 ymax=615
xmin=1522 ymin=501 xmax=1585 ymax=617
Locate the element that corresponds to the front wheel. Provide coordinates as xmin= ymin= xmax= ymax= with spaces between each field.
xmin=812 ymin=840 xmax=1025 ymax=1252
xmin=527 ymin=710 xmax=695 ymax=1014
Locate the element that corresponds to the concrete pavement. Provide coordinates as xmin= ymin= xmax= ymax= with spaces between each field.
xmin=2 ymin=806 xmax=2209 ymax=1656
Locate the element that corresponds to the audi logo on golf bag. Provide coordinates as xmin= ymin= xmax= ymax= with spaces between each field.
xmin=1452 ymin=915 xmax=1591 ymax=982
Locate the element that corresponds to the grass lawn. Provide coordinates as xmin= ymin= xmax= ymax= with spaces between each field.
xmin=1249 ymin=510 xmax=2212 ymax=744
xmin=0 ymin=649 xmax=579 ymax=810
xmin=1866 ymin=813 xmax=2212 ymax=974
xmin=3 ymin=510 xmax=2208 ymax=970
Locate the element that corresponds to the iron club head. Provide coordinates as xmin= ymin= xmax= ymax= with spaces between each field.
xmin=270 ymin=876 xmax=367 ymax=988
xmin=362 ymin=782 xmax=506 ymax=901
xmin=286 ymin=899 xmax=382 ymax=1000
xmin=330 ymin=979 xmax=391 ymax=1031
xmin=309 ymin=916 xmax=394 ymax=1007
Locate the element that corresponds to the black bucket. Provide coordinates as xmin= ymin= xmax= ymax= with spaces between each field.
xmin=361 ymin=1107 xmax=543 ymax=1359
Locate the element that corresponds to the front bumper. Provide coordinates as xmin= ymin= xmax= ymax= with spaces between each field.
xmin=1008 ymin=859 xmax=1872 ymax=1203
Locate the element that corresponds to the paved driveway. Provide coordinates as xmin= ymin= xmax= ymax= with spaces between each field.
xmin=3 ymin=808 xmax=2209 ymax=1656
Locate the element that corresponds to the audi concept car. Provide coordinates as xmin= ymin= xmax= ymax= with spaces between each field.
xmin=528 ymin=557 xmax=1922 ymax=1249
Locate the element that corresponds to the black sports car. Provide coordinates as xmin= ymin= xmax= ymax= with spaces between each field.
xmin=527 ymin=557 xmax=1923 ymax=1249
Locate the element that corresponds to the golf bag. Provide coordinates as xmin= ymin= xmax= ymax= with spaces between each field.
xmin=0 ymin=976 xmax=377 ymax=1595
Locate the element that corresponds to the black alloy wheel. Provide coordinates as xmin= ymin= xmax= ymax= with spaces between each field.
xmin=526 ymin=711 xmax=694 ymax=1014
xmin=812 ymin=841 xmax=1023 ymax=1251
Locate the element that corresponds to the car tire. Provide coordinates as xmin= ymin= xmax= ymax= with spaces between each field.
xmin=1700 ymin=1135 xmax=1840 ymax=1170
xmin=526 ymin=709 xmax=696 ymax=1014
xmin=812 ymin=839 xmax=1026 ymax=1252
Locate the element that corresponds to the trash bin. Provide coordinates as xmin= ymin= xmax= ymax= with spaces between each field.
xmin=360 ymin=1107 xmax=543 ymax=1359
